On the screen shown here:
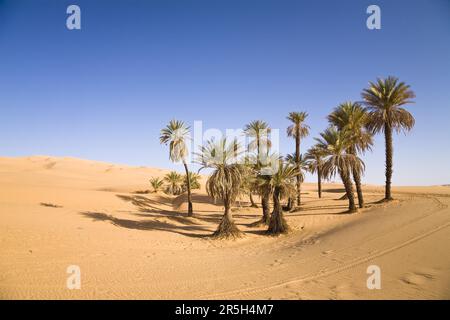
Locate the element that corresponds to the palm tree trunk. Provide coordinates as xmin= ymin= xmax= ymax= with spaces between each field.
xmin=268 ymin=187 xmax=289 ymax=234
xmin=317 ymin=167 xmax=322 ymax=198
xmin=261 ymin=189 xmax=271 ymax=225
xmin=384 ymin=124 xmax=394 ymax=200
xmin=257 ymin=137 xmax=261 ymax=167
xmin=213 ymin=197 xmax=241 ymax=238
xmin=249 ymin=192 xmax=258 ymax=208
xmin=340 ymin=169 xmax=357 ymax=212
xmin=352 ymin=167 xmax=364 ymax=208
xmin=349 ymin=147 xmax=364 ymax=208
xmin=287 ymin=197 xmax=293 ymax=210
xmin=295 ymin=132 xmax=301 ymax=206
xmin=282 ymin=197 xmax=293 ymax=211
xmin=182 ymin=161 xmax=193 ymax=217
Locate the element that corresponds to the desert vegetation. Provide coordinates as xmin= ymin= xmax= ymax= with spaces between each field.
xmin=197 ymin=138 xmax=245 ymax=238
xmin=362 ymin=76 xmax=416 ymax=201
xmin=157 ymin=76 xmax=416 ymax=238
xmin=149 ymin=177 xmax=164 ymax=193
xmin=160 ymin=120 xmax=194 ymax=216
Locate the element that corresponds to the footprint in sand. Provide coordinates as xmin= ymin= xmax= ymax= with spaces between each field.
xmin=270 ymin=259 xmax=283 ymax=267
xmin=400 ymin=272 xmax=435 ymax=286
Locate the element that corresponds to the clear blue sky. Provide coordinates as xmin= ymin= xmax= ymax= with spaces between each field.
xmin=1 ymin=0 xmax=449 ymax=185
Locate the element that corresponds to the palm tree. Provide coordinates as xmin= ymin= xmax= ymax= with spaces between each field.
xmin=197 ymin=138 xmax=244 ymax=238
xmin=328 ymin=102 xmax=373 ymax=207
xmin=287 ymin=112 xmax=310 ymax=207
xmin=316 ymin=127 xmax=364 ymax=213
xmin=255 ymin=175 xmax=272 ymax=225
xmin=244 ymin=120 xmax=272 ymax=224
xmin=261 ymin=157 xmax=299 ymax=235
xmin=243 ymin=120 xmax=272 ymax=163
xmin=362 ymin=76 xmax=415 ymax=201
xmin=284 ymin=152 xmax=307 ymax=210
xmin=160 ymin=119 xmax=194 ymax=216
xmin=163 ymin=171 xmax=183 ymax=195
xmin=241 ymin=158 xmax=259 ymax=208
xmin=305 ymin=146 xmax=325 ymax=198
xmin=183 ymin=172 xmax=201 ymax=192
xmin=149 ymin=177 xmax=164 ymax=193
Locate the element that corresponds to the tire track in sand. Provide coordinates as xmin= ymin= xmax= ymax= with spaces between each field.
xmin=202 ymin=195 xmax=450 ymax=299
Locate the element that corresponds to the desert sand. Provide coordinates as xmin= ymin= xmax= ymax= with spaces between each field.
xmin=0 ymin=156 xmax=449 ymax=299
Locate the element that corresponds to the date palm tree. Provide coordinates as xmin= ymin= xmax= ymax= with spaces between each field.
xmin=244 ymin=120 xmax=272 ymax=163
xmin=255 ymin=174 xmax=272 ymax=225
xmin=362 ymin=76 xmax=415 ymax=201
xmin=197 ymin=138 xmax=245 ymax=238
xmin=316 ymin=127 xmax=364 ymax=213
xmin=163 ymin=171 xmax=183 ymax=195
xmin=149 ymin=177 xmax=164 ymax=193
xmin=244 ymin=120 xmax=272 ymax=224
xmin=241 ymin=157 xmax=259 ymax=208
xmin=183 ymin=172 xmax=201 ymax=192
xmin=260 ymin=156 xmax=299 ymax=235
xmin=284 ymin=152 xmax=307 ymax=210
xmin=328 ymin=102 xmax=373 ymax=207
xmin=305 ymin=146 xmax=325 ymax=198
xmin=287 ymin=112 xmax=310 ymax=207
xmin=160 ymin=119 xmax=194 ymax=216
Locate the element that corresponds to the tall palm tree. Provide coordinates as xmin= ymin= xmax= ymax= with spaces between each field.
xmin=305 ymin=146 xmax=325 ymax=198
xmin=260 ymin=157 xmax=299 ymax=235
xmin=328 ymin=102 xmax=373 ymax=207
xmin=197 ymin=138 xmax=244 ymax=238
xmin=149 ymin=177 xmax=164 ymax=193
xmin=287 ymin=112 xmax=310 ymax=207
xmin=316 ymin=127 xmax=364 ymax=213
xmin=362 ymin=76 xmax=415 ymax=201
xmin=244 ymin=120 xmax=272 ymax=224
xmin=163 ymin=171 xmax=183 ymax=195
xmin=160 ymin=119 xmax=194 ymax=216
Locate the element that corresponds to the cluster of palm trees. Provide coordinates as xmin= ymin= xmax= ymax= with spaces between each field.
xmin=159 ymin=76 xmax=416 ymax=238
xmin=149 ymin=172 xmax=200 ymax=195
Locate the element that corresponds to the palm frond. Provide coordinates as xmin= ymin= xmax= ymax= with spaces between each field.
xmin=159 ymin=119 xmax=190 ymax=162
xmin=328 ymin=101 xmax=374 ymax=154
xmin=361 ymin=76 xmax=416 ymax=134
xmin=286 ymin=111 xmax=310 ymax=138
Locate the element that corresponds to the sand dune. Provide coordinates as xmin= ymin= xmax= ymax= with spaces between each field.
xmin=0 ymin=156 xmax=449 ymax=299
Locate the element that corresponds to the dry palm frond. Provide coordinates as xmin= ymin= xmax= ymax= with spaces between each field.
xmin=196 ymin=138 xmax=245 ymax=238
xmin=159 ymin=119 xmax=190 ymax=162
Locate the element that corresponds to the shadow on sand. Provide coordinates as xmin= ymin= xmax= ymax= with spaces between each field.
xmin=83 ymin=191 xmax=361 ymax=238
xmin=79 ymin=211 xmax=211 ymax=238
xmin=115 ymin=193 xmax=259 ymax=224
xmin=79 ymin=191 xmax=262 ymax=238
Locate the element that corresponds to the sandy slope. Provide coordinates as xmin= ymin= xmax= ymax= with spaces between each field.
xmin=0 ymin=156 xmax=449 ymax=299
